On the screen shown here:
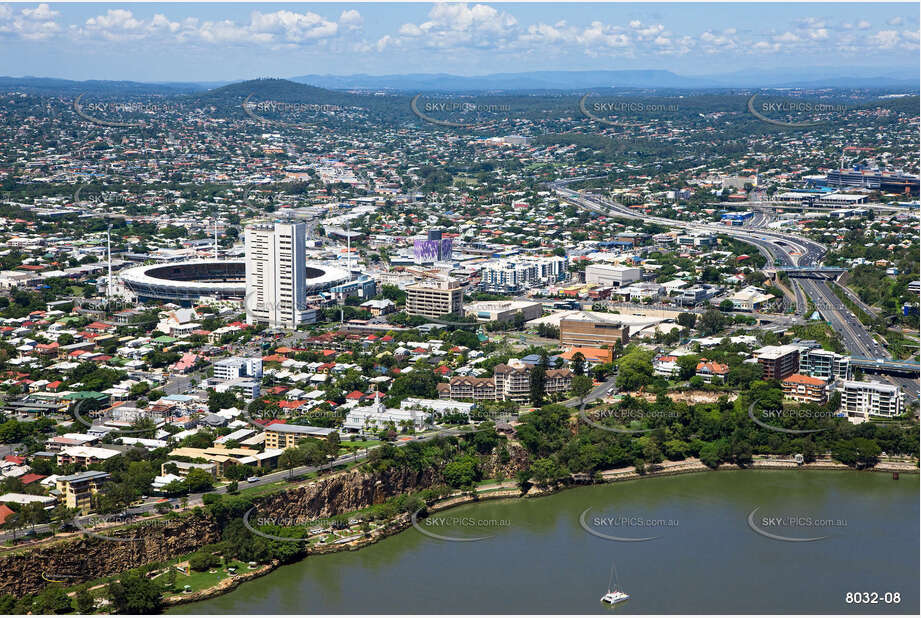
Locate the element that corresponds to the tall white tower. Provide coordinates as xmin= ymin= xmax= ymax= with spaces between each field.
xmin=244 ymin=222 xmax=308 ymax=329
xmin=106 ymin=225 xmax=113 ymax=300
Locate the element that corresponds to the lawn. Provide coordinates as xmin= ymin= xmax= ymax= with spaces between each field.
xmin=165 ymin=559 xmax=250 ymax=594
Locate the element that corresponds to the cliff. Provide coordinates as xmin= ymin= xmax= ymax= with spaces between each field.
xmin=0 ymin=466 xmax=439 ymax=598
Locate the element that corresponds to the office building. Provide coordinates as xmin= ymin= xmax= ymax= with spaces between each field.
xmin=465 ymin=300 xmax=543 ymax=323
xmin=560 ymin=313 xmax=630 ymax=348
xmin=406 ymin=277 xmax=463 ymax=318
xmin=585 ymin=264 xmax=641 ymax=288
xmin=842 ymin=380 xmax=904 ymax=419
xmin=245 ymin=222 xmax=311 ymax=329
xmin=413 ymin=230 xmax=453 ymax=264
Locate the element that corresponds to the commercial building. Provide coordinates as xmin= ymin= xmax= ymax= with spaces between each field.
xmin=263 ymin=424 xmax=337 ymax=449
xmin=245 ymin=222 xmax=311 ymax=329
xmin=781 ymin=374 xmax=829 ymax=404
xmin=413 ymin=230 xmax=453 ymax=264
xmin=823 ymin=168 xmax=919 ymax=195
xmin=753 ymin=345 xmax=801 ymax=380
xmin=465 ymin=300 xmax=543 ymax=323
xmin=405 ymin=277 xmax=463 ymax=318
xmin=729 ymin=286 xmax=774 ymax=311
xmin=842 ymin=380 xmax=904 ymax=419
xmin=56 ymin=470 xmax=109 ymax=513
xmin=328 ymin=274 xmax=377 ymax=303
xmin=559 ymin=313 xmax=630 ymax=348
xmin=584 ymin=264 xmax=641 ymax=288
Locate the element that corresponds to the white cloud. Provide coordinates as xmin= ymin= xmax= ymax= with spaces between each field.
xmin=339 ymin=10 xmax=363 ymax=30
xmin=773 ymin=31 xmax=800 ymax=43
xmin=870 ymin=29 xmax=900 ymax=48
xmin=0 ymin=3 xmax=62 ymax=40
xmin=857 ymin=20 xmax=871 ymax=30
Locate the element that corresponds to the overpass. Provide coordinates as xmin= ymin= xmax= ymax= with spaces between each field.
xmin=849 ymin=357 xmax=920 ymax=378
xmin=777 ymin=267 xmax=848 ymax=280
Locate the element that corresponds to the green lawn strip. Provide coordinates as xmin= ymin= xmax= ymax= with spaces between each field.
xmin=165 ymin=559 xmax=249 ymax=595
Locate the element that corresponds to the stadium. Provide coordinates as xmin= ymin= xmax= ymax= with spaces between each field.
xmin=119 ymin=260 xmax=350 ymax=304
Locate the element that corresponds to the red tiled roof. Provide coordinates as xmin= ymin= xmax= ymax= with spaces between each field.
xmin=0 ymin=505 xmax=14 ymax=525
xmin=783 ymin=373 xmax=826 ymax=386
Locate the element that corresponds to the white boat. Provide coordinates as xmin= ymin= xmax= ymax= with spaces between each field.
xmin=601 ymin=590 xmax=630 ymax=605
xmin=600 ymin=563 xmax=629 ymax=605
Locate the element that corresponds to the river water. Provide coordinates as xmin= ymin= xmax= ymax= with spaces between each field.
xmin=169 ymin=470 xmax=918 ymax=614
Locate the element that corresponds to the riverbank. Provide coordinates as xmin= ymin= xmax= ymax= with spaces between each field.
xmin=162 ymin=457 xmax=917 ymax=611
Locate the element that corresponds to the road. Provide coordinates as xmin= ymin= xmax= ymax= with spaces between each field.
xmin=0 ymin=419 xmax=516 ymax=545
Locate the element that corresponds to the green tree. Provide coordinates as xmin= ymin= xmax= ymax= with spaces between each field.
xmin=571 ymin=352 xmax=585 ymax=376
xmin=677 ymin=355 xmax=700 ymax=380
xmin=185 ymin=468 xmax=214 ymax=493
xmin=107 ymin=571 xmax=162 ymax=614
xmin=530 ymin=457 xmax=563 ymax=486
xmin=698 ymin=308 xmax=727 ymax=336
xmin=529 ymin=364 xmax=546 ymax=406
xmin=615 ymin=347 xmax=654 ymax=391
xmin=442 ymin=455 xmax=479 ymax=488
xmin=33 ymin=585 xmax=72 ymax=614
xmin=73 ymin=588 xmax=95 ymax=614
xmin=570 ymin=374 xmax=594 ymax=403
xmin=676 ymin=312 xmax=697 ymax=329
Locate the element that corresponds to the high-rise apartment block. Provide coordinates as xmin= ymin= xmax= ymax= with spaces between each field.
xmin=245 ymin=222 xmax=310 ymax=329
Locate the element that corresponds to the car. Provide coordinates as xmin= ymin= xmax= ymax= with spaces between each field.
xmin=246 ymin=476 xmax=260 ymax=483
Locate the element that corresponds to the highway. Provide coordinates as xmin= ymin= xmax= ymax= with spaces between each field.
xmin=549 ymin=179 xmax=896 ymax=363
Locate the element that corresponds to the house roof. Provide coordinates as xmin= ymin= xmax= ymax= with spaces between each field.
xmin=783 ymin=373 xmax=827 ymax=386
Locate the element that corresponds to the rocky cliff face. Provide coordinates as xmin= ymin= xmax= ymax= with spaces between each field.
xmin=0 ymin=466 xmax=439 ymax=598
xmin=256 ymin=466 xmax=438 ymax=522
xmin=481 ymin=444 xmax=530 ymax=479
xmin=0 ymin=512 xmax=220 ymax=598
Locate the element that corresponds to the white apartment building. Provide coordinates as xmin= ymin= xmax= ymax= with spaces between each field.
xmin=245 ymin=222 xmax=311 ymax=329
xmin=585 ymin=264 xmax=641 ymax=287
xmin=213 ymin=357 xmax=263 ymax=382
xmin=479 ymin=256 xmax=567 ymax=293
xmin=842 ymin=380 xmax=904 ymax=419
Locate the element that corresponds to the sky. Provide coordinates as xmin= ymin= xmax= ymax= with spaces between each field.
xmin=0 ymin=2 xmax=918 ymax=82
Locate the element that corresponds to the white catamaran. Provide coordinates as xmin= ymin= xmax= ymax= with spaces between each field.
xmin=600 ymin=563 xmax=630 ymax=605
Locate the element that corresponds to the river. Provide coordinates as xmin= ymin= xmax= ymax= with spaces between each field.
xmin=168 ymin=470 xmax=918 ymax=614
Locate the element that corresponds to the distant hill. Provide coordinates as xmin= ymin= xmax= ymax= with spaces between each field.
xmin=0 ymin=76 xmax=208 ymax=96
xmin=0 ymin=69 xmax=916 ymax=97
